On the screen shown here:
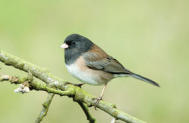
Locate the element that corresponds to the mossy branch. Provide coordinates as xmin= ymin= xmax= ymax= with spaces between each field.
xmin=76 ymin=101 xmax=96 ymax=123
xmin=35 ymin=94 xmax=55 ymax=123
xmin=0 ymin=50 xmax=146 ymax=123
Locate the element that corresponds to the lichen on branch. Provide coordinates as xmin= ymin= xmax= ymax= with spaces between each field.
xmin=0 ymin=50 xmax=146 ymax=123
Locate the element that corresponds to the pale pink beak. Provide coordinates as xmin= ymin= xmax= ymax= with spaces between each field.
xmin=60 ymin=43 xmax=69 ymax=49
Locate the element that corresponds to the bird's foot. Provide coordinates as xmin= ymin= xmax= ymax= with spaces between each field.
xmin=64 ymin=82 xmax=84 ymax=88
xmin=93 ymin=96 xmax=103 ymax=110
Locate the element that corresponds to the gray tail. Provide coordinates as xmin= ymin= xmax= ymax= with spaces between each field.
xmin=130 ymin=73 xmax=160 ymax=87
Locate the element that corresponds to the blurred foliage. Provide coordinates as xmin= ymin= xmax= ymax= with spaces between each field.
xmin=0 ymin=0 xmax=189 ymax=123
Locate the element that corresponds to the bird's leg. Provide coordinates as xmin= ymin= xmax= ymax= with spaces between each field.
xmin=94 ymin=83 xmax=107 ymax=109
xmin=64 ymin=82 xmax=85 ymax=88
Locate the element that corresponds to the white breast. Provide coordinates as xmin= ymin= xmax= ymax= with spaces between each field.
xmin=66 ymin=64 xmax=103 ymax=85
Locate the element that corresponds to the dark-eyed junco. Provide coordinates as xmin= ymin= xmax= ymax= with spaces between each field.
xmin=61 ymin=34 xmax=159 ymax=104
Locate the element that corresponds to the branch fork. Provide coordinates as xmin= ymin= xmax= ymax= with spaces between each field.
xmin=0 ymin=50 xmax=146 ymax=123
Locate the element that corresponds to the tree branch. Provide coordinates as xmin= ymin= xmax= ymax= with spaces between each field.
xmin=0 ymin=50 xmax=146 ymax=123
xmin=35 ymin=94 xmax=55 ymax=123
xmin=0 ymin=74 xmax=74 ymax=96
xmin=76 ymin=101 xmax=96 ymax=123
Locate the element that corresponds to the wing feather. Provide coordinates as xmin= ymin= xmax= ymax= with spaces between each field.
xmin=83 ymin=51 xmax=131 ymax=74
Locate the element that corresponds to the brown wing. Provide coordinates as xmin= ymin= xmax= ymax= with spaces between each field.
xmin=83 ymin=45 xmax=131 ymax=74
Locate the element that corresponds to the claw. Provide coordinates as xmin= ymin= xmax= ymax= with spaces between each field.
xmin=94 ymin=96 xmax=103 ymax=110
xmin=75 ymin=83 xmax=84 ymax=88
xmin=64 ymin=82 xmax=84 ymax=88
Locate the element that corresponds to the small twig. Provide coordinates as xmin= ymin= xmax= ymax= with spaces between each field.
xmin=35 ymin=93 xmax=55 ymax=123
xmin=77 ymin=101 xmax=96 ymax=123
xmin=0 ymin=74 xmax=74 ymax=96
xmin=111 ymin=118 xmax=116 ymax=123
xmin=0 ymin=75 xmax=10 ymax=81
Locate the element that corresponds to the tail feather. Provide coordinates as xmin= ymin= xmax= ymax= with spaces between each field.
xmin=130 ymin=73 xmax=160 ymax=87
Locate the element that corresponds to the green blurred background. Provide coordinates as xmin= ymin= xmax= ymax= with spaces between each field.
xmin=0 ymin=0 xmax=188 ymax=123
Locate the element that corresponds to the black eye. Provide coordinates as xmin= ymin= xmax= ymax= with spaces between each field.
xmin=66 ymin=40 xmax=72 ymax=45
xmin=66 ymin=40 xmax=76 ymax=46
xmin=71 ymin=41 xmax=75 ymax=45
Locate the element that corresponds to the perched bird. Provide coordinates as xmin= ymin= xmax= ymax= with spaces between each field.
xmin=61 ymin=34 xmax=159 ymax=104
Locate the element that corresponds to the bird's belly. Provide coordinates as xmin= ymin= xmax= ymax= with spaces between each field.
xmin=66 ymin=64 xmax=112 ymax=85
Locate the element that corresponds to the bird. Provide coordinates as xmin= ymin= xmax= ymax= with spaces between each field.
xmin=60 ymin=34 xmax=159 ymax=105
